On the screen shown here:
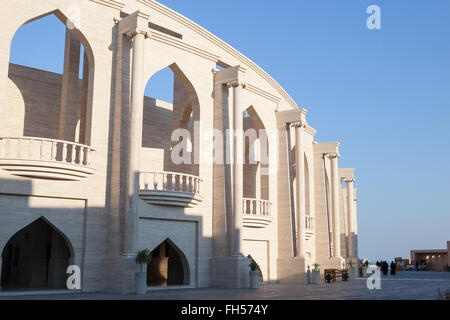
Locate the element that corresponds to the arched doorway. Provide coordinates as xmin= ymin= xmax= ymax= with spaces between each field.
xmin=247 ymin=255 xmax=263 ymax=282
xmin=147 ymin=239 xmax=190 ymax=287
xmin=1 ymin=217 xmax=72 ymax=290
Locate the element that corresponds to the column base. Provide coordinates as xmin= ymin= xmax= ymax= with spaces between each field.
xmin=276 ymin=257 xmax=306 ymax=284
xmin=210 ymin=255 xmax=250 ymax=289
xmin=104 ymin=254 xmax=138 ymax=294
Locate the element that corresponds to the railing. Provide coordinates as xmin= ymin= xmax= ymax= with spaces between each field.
xmin=243 ymin=198 xmax=272 ymax=217
xmin=140 ymin=171 xmax=202 ymax=195
xmin=242 ymin=198 xmax=272 ymax=228
xmin=0 ymin=136 xmax=94 ymax=167
xmin=306 ymin=216 xmax=315 ymax=231
xmin=139 ymin=171 xmax=203 ymax=208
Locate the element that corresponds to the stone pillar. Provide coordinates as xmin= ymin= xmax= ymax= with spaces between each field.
xmin=352 ymin=188 xmax=359 ymax=262
xmin=78 ymin=52 xmax=89 ymax=144
xmin=210 ymin=68 xmax=250 ymax=289
xmin=345 ymin=177 xmax=356 ymax=258
xmin=228 ymin=80 xmax=245 ymax=256
xmin=328 ymin=153 xmax=342 ymax=260
xmin=293 ymin=121 xmax=306 ymax=257
xmin=124 ymin=29 xmax=147 ymax=255
xmin=59 ymin=28 xmax=81 ymax=141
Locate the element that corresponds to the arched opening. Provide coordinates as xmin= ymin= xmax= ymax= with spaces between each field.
xmin=243 ymin=106 xmax=269 ymax=201
xmin=147 ymin=239 xmax=190 ymax=287
xmin=6 ymin=11 xmax=94 ymax=145
xmin=247 ymin=255 xmax=263 ymax=282
xmin=1 ymin=217 xmax=73 ymax=290
xmin=142 ymin=63 xmax=200 ymax=176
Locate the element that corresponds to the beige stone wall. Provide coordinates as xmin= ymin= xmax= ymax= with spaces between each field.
xmin=0 ymin=0 xmax=359 ymax=292
xmin=339 ymin=183 xmax=348 ymax=259
xmin=5 ymin=64 xmax=66 ymax=139
xmin=313 ymin=148 xmax=332 ymax=266
xmin=141 ymin=98 xmax=172 ymax=172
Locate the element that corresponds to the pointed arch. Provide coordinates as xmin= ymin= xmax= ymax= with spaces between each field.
xmin=147 ymin=238 xmax=190 ymax=287
xmin=12 ymin=9 xmax=95 ymax=69
xmin=6 ymin=9 xmax=95 ymax=144
xmin=143 ymin=62 xmax=200 ymax=176
xmin=247 ymin=254 xmax=263 ymax=282
xmin=1 ymin=217 xmax=74 ymax=290
xmin=243 ymin=106 xmax=269 ymax=201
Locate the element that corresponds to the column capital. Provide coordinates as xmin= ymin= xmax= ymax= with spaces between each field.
xmin=344 ymin=177 xmax=355 ymax=183
xmin=326 ymin=153 xmax=340 ymax=159
xmin=290 ymin=120 xmax=308 ymax=129
xmin=227 ymin=80 xmax=246 ymax=89
xmin=125 ymin=29 xmax=149 ymax=39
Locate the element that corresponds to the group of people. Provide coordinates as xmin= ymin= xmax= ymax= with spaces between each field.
xmin=376 ymin=260 xmax=397 ymax=276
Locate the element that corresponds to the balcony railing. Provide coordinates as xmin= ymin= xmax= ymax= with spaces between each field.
xmin=242 ymin=198 xmax=272 ymax=228
xmin=139 ymin=171 xmax=203 ymax=207
xmin=305 ymin=215 xmax=315 ymax=239
xmin=0 ymin=136 xmax=95 ymax=181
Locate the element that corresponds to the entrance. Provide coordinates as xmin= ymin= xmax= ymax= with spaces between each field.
xmin=147 ymin=239 xmax=190 ymax=287
xmin=1 ymin=217 xmax=72 ymax=290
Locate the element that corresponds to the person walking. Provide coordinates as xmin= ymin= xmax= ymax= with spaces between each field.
xmin=382 ymin=261 xmax=388 ymax=276
xmin=390 ymin=261 xmax=396 ymax=276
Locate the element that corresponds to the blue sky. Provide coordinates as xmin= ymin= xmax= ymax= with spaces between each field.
xmin=9 ymin=1 xmax=450 ymax=262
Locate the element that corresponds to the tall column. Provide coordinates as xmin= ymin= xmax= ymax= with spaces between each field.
xmin=293 ymin=121 xmax=306 ymax=257
xmin=124 ymin=29 xmax=147 ymax=254
xmin=59 ymin=28 xmax=81 ymax=141
xmin=345 ymin=177 xmax=356 ymax=258
xmin=328 ymin=153 xmax=342 ymax=258
xmin=228 ymin=80 xmax=245 ymax=256
xmin=78 ymin=52 xmax=89 ymax=144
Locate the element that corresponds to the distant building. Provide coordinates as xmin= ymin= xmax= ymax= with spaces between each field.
xmin=410 ymin=241 xmax=450 ymax=271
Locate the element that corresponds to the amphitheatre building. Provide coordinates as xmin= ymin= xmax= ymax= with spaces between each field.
xmin=0 ymin=0 xmax=359 ymax=293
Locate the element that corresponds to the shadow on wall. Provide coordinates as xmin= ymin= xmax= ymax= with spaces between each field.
xmin=1 ymin=217 xmax=73 ymax=290
xmin=7 ymin=64 xmax=63 ymax=139
xmin=0 ymin=177 xmax=207 ymax=292
xmin=142 ymin=97 xmax=173 ymax=149
xmin=0 ymin=178 xmax=89 ymax=292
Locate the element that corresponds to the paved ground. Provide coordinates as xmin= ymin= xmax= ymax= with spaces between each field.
xmin=1 ymin=271 xmax=449 ymax=300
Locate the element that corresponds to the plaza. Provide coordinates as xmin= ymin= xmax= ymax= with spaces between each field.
xmin=1 ymin=272 xmax=449 ymax=300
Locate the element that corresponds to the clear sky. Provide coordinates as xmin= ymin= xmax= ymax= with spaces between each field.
xmin=9 ymin=1 xmax=450 ymax=262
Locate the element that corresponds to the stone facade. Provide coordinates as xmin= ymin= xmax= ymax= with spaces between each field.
xmin=0 ymin=0 xmax=359 ymax=293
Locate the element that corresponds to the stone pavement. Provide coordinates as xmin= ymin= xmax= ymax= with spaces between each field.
xmin=1 ymin=272 xmax=449 ymax=300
